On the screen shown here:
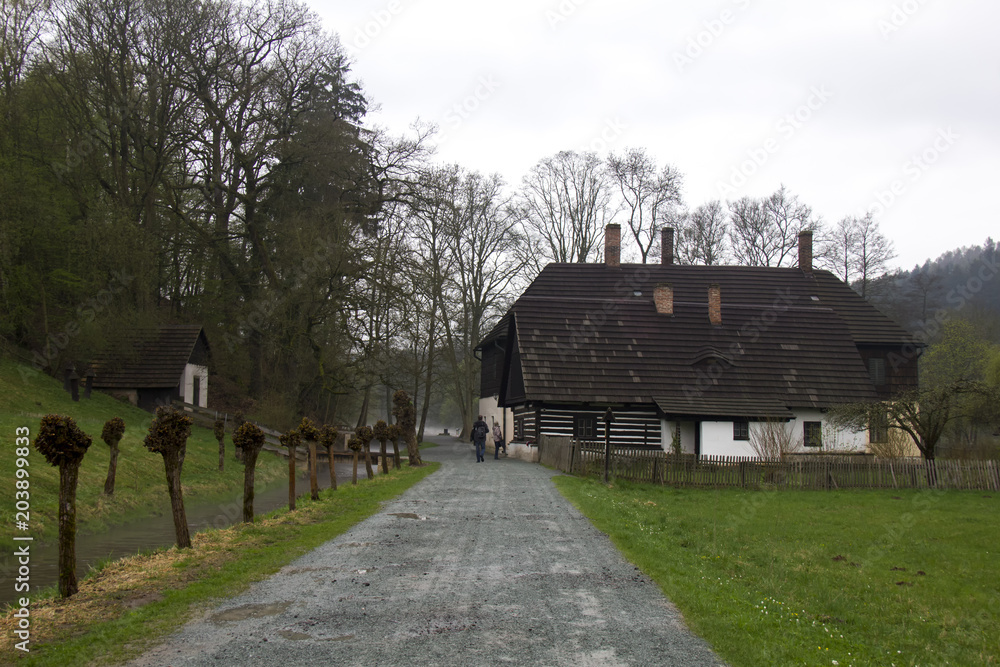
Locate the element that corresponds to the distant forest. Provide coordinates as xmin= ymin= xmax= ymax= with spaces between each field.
xmin=867 ymin=239 xmax=1000 ymax=343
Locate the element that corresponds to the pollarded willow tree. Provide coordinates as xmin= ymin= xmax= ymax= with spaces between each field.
xmin=347 ymin=434 xmax=362 ymax=484
xmin=319 ymin=423 xmax=340 ymax=491
xmin=298 ymin=417 xmax=321 ymax=500
xmin=356 ymin=425 xmax=375 ymax=480
xmin=232 ymin=422 xmax=266 ymax=523
xmin=392 ymin=390 xmax=422 ymax=466
xmin=100 ymin=416 xmax=125 ymax=496
xmin=279 ymin=429 xmax=301 ymax=510
xmin=33 ymin=414 xmax=92 ymax=598
xmin=387 ymin=423 xmax=402 ymax=470
xmin=143 ymin=407 xmax=193 ymax=549
xmin=213 ymin=417 xmax=226 ymax=472
xmin=373 ymin=419 xmax=391 ymax=474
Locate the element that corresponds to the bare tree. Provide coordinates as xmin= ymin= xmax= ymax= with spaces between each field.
xmin=823 ymin=215 xmax=858 ymax=283
xmin=853 ymin=213 xmax=896 ymax=299
xmin=821 ymin=213 xmax=896 ymax=297
xmin=606 ymin=148 xmax=683 ymax=264
xmin=677 ymin=200 xmax=729 ymax=265
xmin=0 ymin=0 xmax=48 ymax=95
xmin=516 ymin=150 xmax=613 ymax=269
xmin=748 ymin=418 xmax=796 ymax=461
xmin=440 ymin=169 xmax=526 ymax=435
xmin=728 ymin=185 xmax=816 ymax=267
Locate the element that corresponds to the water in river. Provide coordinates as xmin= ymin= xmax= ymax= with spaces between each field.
xmin=2 ymin=460 xmax=376 ymax=607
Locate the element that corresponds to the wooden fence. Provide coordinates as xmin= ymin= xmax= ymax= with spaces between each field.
xmin=571 ymin=441 xmax=1000 ymax=491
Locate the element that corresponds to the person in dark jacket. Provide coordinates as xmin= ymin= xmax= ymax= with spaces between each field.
xmin=471 ymin=415 xmax=489 ymax=462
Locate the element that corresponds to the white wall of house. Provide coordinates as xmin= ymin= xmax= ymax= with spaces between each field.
xmin=691 ymin=409 xmax=868 ymax=458
xmin=784 ymin=409 xmax=868 ymax=454
xmin=661 ymin=420 xmax=697 ymax=455
xmin=181 ymin=363 xmax=209 ymax=408
xmin=701 ymin=421 xmax=758 ymax=457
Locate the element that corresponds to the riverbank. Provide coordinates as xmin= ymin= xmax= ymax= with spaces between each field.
xmin=0 ymin=460 xmax=439 ymax=665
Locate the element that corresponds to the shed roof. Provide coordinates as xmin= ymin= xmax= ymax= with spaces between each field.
xmin=92 ymin=325 xmax=208 ymax=389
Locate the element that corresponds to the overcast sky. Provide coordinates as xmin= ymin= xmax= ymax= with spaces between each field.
xmin=310 ymin=0 xmax=998 ymax=271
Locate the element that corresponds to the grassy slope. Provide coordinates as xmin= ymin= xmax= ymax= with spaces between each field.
xmin=0 ymin=358 xmax=285 ymax=551
xmin=555 ymin=477 xmax=1000 ymax=667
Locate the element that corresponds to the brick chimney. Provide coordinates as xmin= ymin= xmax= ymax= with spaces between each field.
xmin=654 ymin=283 xmax=673 ymax=315
xmin=798 ymin=230 xmax=813 ymax=273
xmin=708 ymin=284 xmax=722 ymax=326
xmin=605 ymin=224 xmax=621 ymax=268
xmin=661 ymin=227 xmax=674 ymax=266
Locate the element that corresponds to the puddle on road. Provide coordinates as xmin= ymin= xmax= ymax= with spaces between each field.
xmin=278 ymin=630 xmax=312 ymax=641
xmin=388 ymin=512 xmax=425 ymax=520
xmin=211 ymin=601 xmax=291 ymax=623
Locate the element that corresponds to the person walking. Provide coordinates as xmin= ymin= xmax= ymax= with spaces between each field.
xmin=492 ymin=421 xmax=506 ymax=459
xmin=471 ymin=415 xmax=489 ymax=462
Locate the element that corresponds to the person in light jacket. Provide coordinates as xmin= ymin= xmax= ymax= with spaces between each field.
xmin=492 ymin=421 xmax=506 ymax=459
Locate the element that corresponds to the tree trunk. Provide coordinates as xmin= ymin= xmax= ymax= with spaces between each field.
xmin=364 ymin=441 xmax=374 ymax=479
xmin=391 ymin=439 xmax=401 ymax=470
xmin=407 ymin=433 xmax=422 ymax=467
xmin=248 ymin=328 xmax=264 ymax=399
xmin=325 ymin=444 xmax=338 ymax=491
xmin=379 ymin=439 xmax=389 ymax=474
xmin=58 ymin=461 xmax=82 ymax=598
xmin=308 ymin=440 xmax=319 ymax=500
xmin=287 ymin=445 xmax=297 ymax=511
xmin=162 ymin=453 xmax=191 ymax=549
xmin=352 ymin=451 xmax=358 ymax=485
xmin=218 ymin=436 xmax=225 ymax=472
xmin=103 ymin=442 xmax=119 ymax=496
xmin=243 ymin=448 xmax=260 ymax=523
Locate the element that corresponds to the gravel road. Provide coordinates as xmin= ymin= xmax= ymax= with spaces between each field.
xmin=128 ymin=436 xmax=725 ymax=666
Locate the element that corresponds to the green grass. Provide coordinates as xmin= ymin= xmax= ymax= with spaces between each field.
xmin=0 ymin=358 xmax=285 ymax=551
xmin=554 ymin=477 xmax=1000 ymax=667
xmin=2 ymin=461 xmax=439 ymax=666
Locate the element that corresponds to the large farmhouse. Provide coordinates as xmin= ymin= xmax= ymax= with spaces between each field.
xmin=477 ymin=225 xmax=917 ymax=459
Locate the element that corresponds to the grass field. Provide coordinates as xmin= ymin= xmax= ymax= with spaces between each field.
xmin=555 ymin=477 xmax=1000 ymax=666
xmin=0 ymin=358 xmax=286 ymax=552
xmin=0 ymin=460 xmax=439 ymax=665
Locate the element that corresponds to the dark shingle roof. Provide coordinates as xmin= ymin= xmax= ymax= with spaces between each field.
xmin=92 ymin=325 xmax=208 ymax=389
xmin=495 ymin=263 xmax=909 ymax=413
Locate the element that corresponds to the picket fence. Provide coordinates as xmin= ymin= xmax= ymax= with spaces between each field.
xmin=571 ymin=441 xmax=1000 ymax=491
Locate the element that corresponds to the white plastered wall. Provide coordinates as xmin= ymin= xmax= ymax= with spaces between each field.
xmin=182 ymin=363 xmax=209 ymax=408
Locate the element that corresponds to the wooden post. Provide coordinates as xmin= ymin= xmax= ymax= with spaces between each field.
xmin=68 ymin=369 xmax=80 ymax=402
xmin=308 ymin=440 xmax=319 ymax=500
xmin=84 ymin=369 xmax=95 ymax=399
xmin=603 ymin=407 xmax=614 ymax=485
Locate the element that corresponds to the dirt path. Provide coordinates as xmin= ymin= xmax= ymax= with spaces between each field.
xmin=128 ymin=436 xmax=724 ymax=666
